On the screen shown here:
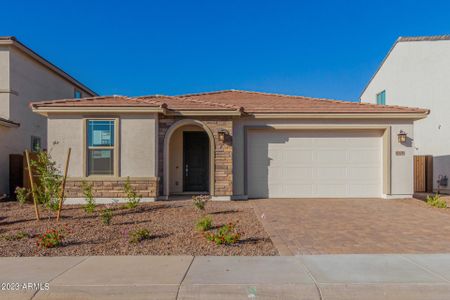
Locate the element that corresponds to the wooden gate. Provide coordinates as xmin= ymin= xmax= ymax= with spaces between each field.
xmin=414 ymin=155 xmax=433 ymax=193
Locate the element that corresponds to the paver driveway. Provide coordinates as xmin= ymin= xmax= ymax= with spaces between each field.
xmin=252 ymin=198 xmax=450 ymax=255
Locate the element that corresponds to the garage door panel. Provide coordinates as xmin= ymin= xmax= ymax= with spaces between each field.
xmin=271 ymin=183 xmax=314 ymax=197
xmin=348 ymin=149 xmax=381 ymax=163
xmin=348 ymin=184 xmax=381 ymax=196
xmin=316 ymin=150 xmax=347 ymax=163
xmin=282 ymin=150 xmax=314 ymax=164
xmin=247 ymin=129 xmax=382 ymax=198
xmin=348 ymin=167 xmax=381 ymax=180
xmin=316 ymin=167 xmax=347 ymax=179
xmin=281 ymin=167 xmax=313 ymax=181
xmin=316 ymin=184 xmax=347 ymax=196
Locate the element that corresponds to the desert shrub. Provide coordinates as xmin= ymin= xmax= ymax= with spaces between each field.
xmin=129 ymin=228 xmax=151 ymax=243
xmin=36 ymin=227 xmax=66 ymax=249
xmin=426 ymin=194 xmax=447 ymax=208
xmin=3 ymin=231 xmax=30 ymax=241
xmin=30 ymin=151 xmax=63 ymax=212
xmin=193 ymin=195 xmax=209 ymax=211
xmin=100 ymin=208 xmax=113 ymax=225
xmin=205 ymin=222 xmax=240 ymax=245
xmin=196 ymin=215 xmax=213 ymax=231
xmin=82 ymin=181 xmax=96 ymax=213
xmin=15 ymin=187 xmax=29 ymax=206
xmin=124 ymin=177 xmax=141 ymax=209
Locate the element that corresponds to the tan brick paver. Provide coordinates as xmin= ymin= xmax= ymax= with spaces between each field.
xmin=252 ymin=198 xmax=450 ymax=255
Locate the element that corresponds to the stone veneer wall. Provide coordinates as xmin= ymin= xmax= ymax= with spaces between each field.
xmin=65 ymin=178 xmax=159 ymax=198
xmin=158 ymin=116 xmax=233 ymax=196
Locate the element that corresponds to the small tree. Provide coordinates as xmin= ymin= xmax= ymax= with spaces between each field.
xmin=124 ymin=177 xmax=141 ymax=209
xmin=82 ymin=181 xmax=96 ymax=213
xmin=30 ymin=151 xmax=63 ymax=213
xmin=15 ymin=187 xmax=30 ymax=207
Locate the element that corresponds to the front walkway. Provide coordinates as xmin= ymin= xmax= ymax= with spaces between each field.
xmin=252 ymin=198 xmax=450 ymax=255
xmin=1 ymin=255 xmax=450 ymax=299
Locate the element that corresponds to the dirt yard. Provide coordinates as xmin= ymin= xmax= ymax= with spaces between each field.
xmin=0 ymin=200 xmax=278 ymax=256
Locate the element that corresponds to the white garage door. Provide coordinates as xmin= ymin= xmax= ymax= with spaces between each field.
xmin=247 ymin=130 xmax=383 ymax=198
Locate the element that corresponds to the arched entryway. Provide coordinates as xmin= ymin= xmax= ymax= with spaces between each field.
xmin=163 ymin=119 xmax=215 ymax=197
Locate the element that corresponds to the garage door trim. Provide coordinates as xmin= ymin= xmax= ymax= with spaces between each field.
xmin=243 ymin=125 xmax=391 ymax=197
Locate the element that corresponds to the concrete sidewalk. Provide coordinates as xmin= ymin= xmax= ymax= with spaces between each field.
xmin=1 ymin=254 xmax=450 ymax=299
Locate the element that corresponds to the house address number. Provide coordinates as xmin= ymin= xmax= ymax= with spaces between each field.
xmin=395 ymin=151 xmax=405 ymax=156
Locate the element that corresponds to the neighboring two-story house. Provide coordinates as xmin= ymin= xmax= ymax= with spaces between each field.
xmin=0 ymin=36 xmax=95 ymax=198
xmin=360 ymin=35 xmax=450 ymax=193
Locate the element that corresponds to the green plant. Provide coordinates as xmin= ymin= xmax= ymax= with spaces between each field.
xmin=129 ymin=228 xmax=151 ymax=243
xmin=3 ymin=231 xmax=30 ymax=241
xmin=82 ymin=181 xmax=96 ymax=213
xmin=36 ymin=227 xmax=66 ymax=249
xmin=15 ymin=187 xmax=29 ymax=206
xmin=192 ymin=195 xmax=209 ymax=211
xmin=30 ymin=151 xmax=63 ymax=212
xmin=100 ymin=208 xmax=113 ymax=225
xmin=124 ymin=177 xmax=141 ymax=209
xmin=205 ymin=222 xmax=240 ymax=245
xmin=426 ymin=194 xmax=447 ymax=208
xmin=196 ymin=215 xmax=213 ymax=231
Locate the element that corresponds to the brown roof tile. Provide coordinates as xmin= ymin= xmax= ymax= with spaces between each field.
xmin=30 ymin=90 xmax=429 ymax=115
xmin=177 ymin=90 xmax=429 ymax=114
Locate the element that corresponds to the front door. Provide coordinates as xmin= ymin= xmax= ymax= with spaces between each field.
xmin=183 ymin=131 xmax=209 ymax=192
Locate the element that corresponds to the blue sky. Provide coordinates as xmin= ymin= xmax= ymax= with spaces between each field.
xmin=2 ymin=0 xmax=450 ymax=101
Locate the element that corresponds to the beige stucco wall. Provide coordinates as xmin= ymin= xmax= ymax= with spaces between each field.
xmin=47 ymin=113 xmax=159 ymax=179
xmin=47 ymin=114 xmax=84 ymax=176
xmin=120 ymin=114 xmax=158 ymax=177
xmin=0 ymin=46 xmax=94 ymax=195
xmin=232 ymin=118 xmax=415 ymax=198
xmin=168 ymin=124 xmax=203 ymax=193
xmin=361 ymin=40 xmax=450 ymax=191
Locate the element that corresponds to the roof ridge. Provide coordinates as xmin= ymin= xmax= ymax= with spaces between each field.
xmin=179 ymin=95 xmax=242 ymax=111
xmin=175 ymin=90 xmax=237 ymax=98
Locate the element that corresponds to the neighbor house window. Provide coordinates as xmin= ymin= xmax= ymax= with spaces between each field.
xmin=31 ymin=136 xmax=41 ymax=152
xmin=376 ymin=90 xmax=386 ymax=105
xmin=74 ymin=89 xmax=82 ymax=99
xmin=87 ymin=119 xmax=115 ymax=176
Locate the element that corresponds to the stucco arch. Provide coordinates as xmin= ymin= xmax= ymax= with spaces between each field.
xmin=163 ymin=119 xmax=216 ymax=197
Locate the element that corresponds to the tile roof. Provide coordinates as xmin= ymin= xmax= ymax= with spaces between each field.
xmin=31 ymin=95 xmax=166 ymax=108
xmin=177 ymin=90 xmax=428 ymax=114
xmin=31 ymin=90 xmax=429 ymax=115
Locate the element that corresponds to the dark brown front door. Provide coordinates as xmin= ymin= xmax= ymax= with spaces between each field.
xmin=183 ymin=132 xmax=209 ymax=192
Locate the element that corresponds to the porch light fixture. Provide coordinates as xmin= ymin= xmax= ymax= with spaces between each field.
xmin=218 ymin=128 xmax=229 ymax=142
xmin=397 ymin=130 xmax=407 ymax=143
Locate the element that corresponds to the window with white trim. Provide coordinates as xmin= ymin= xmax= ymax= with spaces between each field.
xmin=87 ymin=120 xmax=115 ymax=175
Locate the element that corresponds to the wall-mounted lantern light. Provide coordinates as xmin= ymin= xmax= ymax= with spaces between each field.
xmin=397 ymin=130 xmax=407 ymax=143
xmin=218 ymin=128 xmax=229 ymax=142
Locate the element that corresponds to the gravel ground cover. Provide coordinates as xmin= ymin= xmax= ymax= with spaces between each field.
xmin=0 ymin=200 xmax=278 ymax=256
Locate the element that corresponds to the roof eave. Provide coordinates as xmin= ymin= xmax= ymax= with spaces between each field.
xmin=0 ymin=118 xmax=20 ymax=128
xmin=165 ymin=110 xmax=242 ymax=116
xmin=250 ymin=112 xmax=429 ymax=120
xmin=31 ymin=106 xmax=165 ymax=116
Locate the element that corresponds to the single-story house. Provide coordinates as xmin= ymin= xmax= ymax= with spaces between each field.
xmin=30 ymin=90 xmax=429 ymax=202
